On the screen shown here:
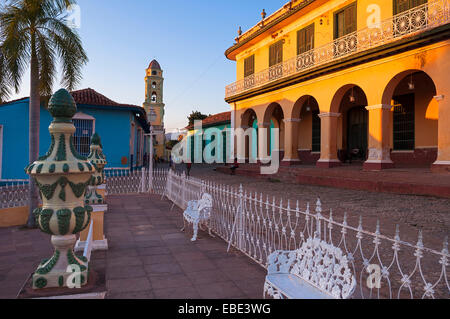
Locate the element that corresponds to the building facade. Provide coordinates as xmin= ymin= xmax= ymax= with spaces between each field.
xmin=225 ymin=0 xmax=449 ymax=171
xmin=0 ymin=88 xmax=149 ymax=179
xmin=186 ymin=111 xmax=232 ymax=163
xmin=143 ymin=59 xmax=166 ymax=159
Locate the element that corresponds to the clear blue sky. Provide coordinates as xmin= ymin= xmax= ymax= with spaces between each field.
xmin=9 ymin=0 xmax=286 ymax=132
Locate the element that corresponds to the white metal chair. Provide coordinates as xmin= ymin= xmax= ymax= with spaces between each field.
xmin=181 ymin=193 xmax=214 ymax=241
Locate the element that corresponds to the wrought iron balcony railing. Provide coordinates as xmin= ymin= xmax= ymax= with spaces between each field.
xmin=225 ymin=0 xmax=449 ymax=99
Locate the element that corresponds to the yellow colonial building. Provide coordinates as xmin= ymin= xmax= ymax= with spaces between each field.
xmin=225 ymin=0 xmax=449 ymax=171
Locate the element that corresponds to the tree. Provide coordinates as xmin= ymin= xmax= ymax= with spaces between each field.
xmin=0 ymin=0 xmax=88 ymax=227
xmin=187 ymin=110 xmax=210 ymax=127
xmin=165 ymin=140 xmax=179 ymax=150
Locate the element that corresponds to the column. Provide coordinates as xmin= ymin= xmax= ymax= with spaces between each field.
xmin=237 ymin=125 xmax=249 ymax=162
xmin=432 ymin=95 xmax=450 ymax=172
xmin=281 ymin=118 xmax=301 ymax=166
xmin=363 ymin=104 xmax=394 ymax=170
xmin=316 ymin=112 xmax=341 ymax=168
xmin=258 ymin=122 xmax=271 ymax=163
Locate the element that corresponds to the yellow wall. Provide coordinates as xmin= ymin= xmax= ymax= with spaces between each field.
xmin=0 ymin=206 xmax=28 ymax=227
xmin=233 ymin=41 xmax=448 ymax=157
xmin=298 ymin=109 xmax=313 ymax=149
xmin=235 ymin=0 xmax=400 ymax=81
xmin=229 ymin=0 xmax=450 ymax=169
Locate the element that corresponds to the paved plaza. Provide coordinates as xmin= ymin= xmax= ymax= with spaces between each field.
xmin=188 ymin=164 xmax=449 ymax=249
xmin=0 ymin=194 xmax=266 ymax=299
xmin=0 ymin=165 xmax=448 ymax=299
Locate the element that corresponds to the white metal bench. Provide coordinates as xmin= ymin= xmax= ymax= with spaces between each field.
xmin=181 ymin=193 xmax=214 ymax=241
xmin=264 ymin=237 xmax=356 ymax=299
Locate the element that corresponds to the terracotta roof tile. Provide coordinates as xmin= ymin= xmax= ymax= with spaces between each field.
xmin=186 ymin=111 xmax=231 ymax=130
xmin=1 ymin=88 xmax=143 ymax=110
xmin=71 ymin=88 xmax=142 ymax=109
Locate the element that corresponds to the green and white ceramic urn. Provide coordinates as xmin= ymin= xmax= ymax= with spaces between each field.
xmin=85 ymin=133 xmax=107 ymax=205
xmin=25 ymin=89 xmax=95 ymax=289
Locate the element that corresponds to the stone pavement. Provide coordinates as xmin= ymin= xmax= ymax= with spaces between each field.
xmin=188 ymin=164 xmax=449 ymax=249
xmin=0 ymin=194 xmax=266 ymax=299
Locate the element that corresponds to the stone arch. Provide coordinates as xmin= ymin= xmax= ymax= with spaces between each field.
xmin=381 ymin=69 xmax=436 ymax=105
xmin=241 ymin=108 xmax=258 ymax=128
xmin=330 ymin=84 xmax=368 ymax=114
xmin=291 ymin=95 xmax=321 ymax=163
xmin=262 ymin=102 xmax=285 ymax=158
xmin=330 ymin=85 xmax=369 ymax=163
xmin=382 ymin=69 xmax=438 ymax=166
xmin=239 ymin=108 xmax=258 ymax=162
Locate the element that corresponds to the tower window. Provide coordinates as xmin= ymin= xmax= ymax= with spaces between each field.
xmin=152 ymin=82 xmax=156 ymax=89
xmin=151 ymin=92 xmax=157 ymax=103
xmin=152 ymin=71 xmax=157 ymax=75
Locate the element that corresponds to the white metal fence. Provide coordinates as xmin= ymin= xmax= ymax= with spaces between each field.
xmin=0 ymin=180 xmax=28 ymax=209
xmin=157 ymin=169 xmax=449 ymax=299
xmin=3 ymin=169 xmax=448 ymax=299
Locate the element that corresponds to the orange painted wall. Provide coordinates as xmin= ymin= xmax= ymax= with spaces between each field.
xmin=0 ymin=206 xmax=28 ymax=227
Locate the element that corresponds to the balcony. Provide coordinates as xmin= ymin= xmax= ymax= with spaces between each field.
xmin=225 ymin=0 xmax=449 ymax=99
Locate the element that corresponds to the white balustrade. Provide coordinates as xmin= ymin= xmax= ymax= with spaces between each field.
xmin=4 ymin=168 xmax=448 ymax=298
xmin=159 ymin=169 xmax=449 ymax=299
xmin=0 ymin=180 xmax=29 ymax=209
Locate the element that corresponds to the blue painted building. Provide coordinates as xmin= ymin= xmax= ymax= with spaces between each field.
xmin=0 ymin=88 xmax=150 ymax=179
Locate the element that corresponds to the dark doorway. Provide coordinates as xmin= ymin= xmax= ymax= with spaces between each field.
xmin=347 ymin=106 xmax=368 ymax=161
xmin=393 ymin=93 xmax=415 ymax=151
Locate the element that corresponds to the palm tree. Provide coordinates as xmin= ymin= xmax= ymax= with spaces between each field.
xmin=0 ymin=0 xmax=88 ymax=227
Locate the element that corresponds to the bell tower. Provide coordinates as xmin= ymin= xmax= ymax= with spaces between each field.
xmin=143 ymin=59 xmax=166 ymax=159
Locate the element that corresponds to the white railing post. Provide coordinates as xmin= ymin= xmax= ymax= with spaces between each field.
xmin=140 ymin=167 xmax=145 ymax=193
xmin=315 ymin=198 xmax=322 ymax=239
xmin=181 ymin=172 xmax=186 ymax=208
xmin=83 ymin=220 xmax=94 ymax=262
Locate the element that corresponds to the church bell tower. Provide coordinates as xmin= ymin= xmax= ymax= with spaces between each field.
xmin=143 ymin=59 xmax=166 ymax=159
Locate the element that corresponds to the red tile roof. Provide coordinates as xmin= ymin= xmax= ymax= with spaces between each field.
xmin=148 ymin=59 xmax=161 ymax=70
xmin=186 ymin=111 xmax=231 ymax=130
xmin=71 ymin=88 xmax=142 ymax=109
xmin=1 ymin=88 xmax=143 ymax=110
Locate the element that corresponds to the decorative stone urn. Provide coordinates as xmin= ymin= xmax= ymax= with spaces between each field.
xmin=85 ymin=133 xmax=107 ymax=205
xmin=25 ymin=89 xmax=94 ymax=289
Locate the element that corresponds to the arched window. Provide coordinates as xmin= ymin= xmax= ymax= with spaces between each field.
xmin=151 ymin=92 xmax=157 ymax=103
xmin=152 ymin=82 xmax=156 ymax=89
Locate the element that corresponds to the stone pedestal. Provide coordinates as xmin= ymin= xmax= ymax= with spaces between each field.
xmin=32 ymin=235 xmax=89 ymax=289
xmin=25 ymin=89 xmax=94 ymax=290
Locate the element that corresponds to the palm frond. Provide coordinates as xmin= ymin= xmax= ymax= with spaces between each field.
xmin=0 ymin=48 xmax=12 ymax=103
xmin=44 ymin=16 xmax=87 ymax=90
xmin=0 ymin=0 xmax=87 ymax=95
xmin=0 ymin=2 xmax=31 ymax=93
xmin=36 ymin=30 xmax=55 ymax=96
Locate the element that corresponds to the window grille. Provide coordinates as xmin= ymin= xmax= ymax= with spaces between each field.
xmin=393 ymin=94 xmax=415 ymax=150
xmin=73 ymin=119 xmax=94 ymax=157
xmin=312 ymin=110 xmax=321 ymax=152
